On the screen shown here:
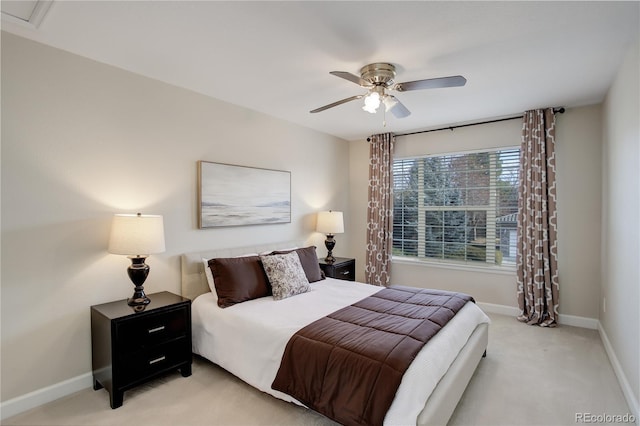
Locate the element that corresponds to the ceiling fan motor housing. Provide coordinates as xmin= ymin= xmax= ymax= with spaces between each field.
xmin=360 ymin=62 xmax=396 ymax=87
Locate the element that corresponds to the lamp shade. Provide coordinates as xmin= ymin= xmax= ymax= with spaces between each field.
xmin=108 ymin=213 xmax=166 ymax=256
xmin=316 ymin=211 xmax=344 ymax=234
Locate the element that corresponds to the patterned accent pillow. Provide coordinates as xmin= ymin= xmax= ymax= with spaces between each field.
xmin=260 ymin=252 xmax=311 ymax=300
xmin=270 ymin=246 xmax=325 ymax=283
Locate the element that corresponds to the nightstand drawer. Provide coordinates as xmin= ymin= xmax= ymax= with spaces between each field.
xmin=333 ymin=264 xmax=354 ymax=280
xmin=120 ymin=337 xmax=190 ymax=383
xmin=117 ymin=306 xmax=188 ymax=352
xmin=318 ymin=257 xmax=356 ymax=281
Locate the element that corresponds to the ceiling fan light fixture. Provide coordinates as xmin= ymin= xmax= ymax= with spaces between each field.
xmin=362 ymin=91 xmax=381 ymax=113
xmin=383 ymin=95 xmax=398 ymax=112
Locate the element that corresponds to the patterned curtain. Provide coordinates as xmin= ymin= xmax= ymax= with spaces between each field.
xmin=365 ymin=133 xmax=395 ymax=286
xmin=516 ymin=108 xmax=559 ymax=327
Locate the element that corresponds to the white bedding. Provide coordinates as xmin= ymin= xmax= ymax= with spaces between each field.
xmin=191 ymin=278 xmax=490 ymax=425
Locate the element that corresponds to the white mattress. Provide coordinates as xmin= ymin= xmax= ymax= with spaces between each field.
xmin=191 ymin=278 xmax=490 ymax=425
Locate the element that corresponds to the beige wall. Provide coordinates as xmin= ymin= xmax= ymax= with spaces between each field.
xmin=347 ymin=139 xmax=370 ymax=282
xmin=555 ymin=105 xmax=603 ymax=318
xmin=0 ymin=33 xmax=350 ymax=401
xmin=601 ymin=37 xmax=640 ymax=412
xmin=348 ymin=106 xmax=604 ymax=318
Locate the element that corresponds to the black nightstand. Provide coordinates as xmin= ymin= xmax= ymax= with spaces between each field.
xmin=319 ymin=257 xmax=356 ymax=281
xmin=90 ymin=291 xmax=192 ymax=408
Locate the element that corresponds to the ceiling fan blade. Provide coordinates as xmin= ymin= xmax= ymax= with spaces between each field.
xmin=394 ymin=75 xmax=467 ymax=92
xmin=330 ymin=71 xmax=372 ymax=87
xmin=387 ymin=96 xmax=411 ymax=118
xmin=310 ymin=95 xmax=364 ymax=113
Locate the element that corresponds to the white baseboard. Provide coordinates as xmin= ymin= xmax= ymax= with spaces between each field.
xmin=558 ymin=313 xmax=599 ymax=330
xmin=477 ymin=302 xmax=599 ymax=330
xmin=0 ymin=372 xmax=92 ymax=421
xmin=598 ymin=323 xmax=640 ymax=423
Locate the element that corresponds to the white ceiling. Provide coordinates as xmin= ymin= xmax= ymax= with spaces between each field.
xmin=2 ymin=1 xmax=638 ymax=141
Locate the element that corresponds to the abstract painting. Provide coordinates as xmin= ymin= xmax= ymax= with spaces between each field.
xmin=198 ymin=161 xmax=291 ymax=228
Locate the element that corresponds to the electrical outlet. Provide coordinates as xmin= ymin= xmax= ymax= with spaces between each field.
xmin=603 ymin=297 xmax=606 ymax=313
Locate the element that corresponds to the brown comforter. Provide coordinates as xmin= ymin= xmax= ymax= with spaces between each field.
xmin=271 ymin=285 xmax=474 ymax=426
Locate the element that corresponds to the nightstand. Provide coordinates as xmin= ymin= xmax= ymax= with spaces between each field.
xmin=318 ymin=257 xmax=356 ymax=281
xmin=90 ymin=291 xmax=192 ymax=408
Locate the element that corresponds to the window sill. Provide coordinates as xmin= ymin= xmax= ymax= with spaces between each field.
xmin=392 ymin=256 xmax=516 ymax=276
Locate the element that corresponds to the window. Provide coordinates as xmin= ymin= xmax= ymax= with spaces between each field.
xmin=392 ymin=148 xmax=519 ymax=266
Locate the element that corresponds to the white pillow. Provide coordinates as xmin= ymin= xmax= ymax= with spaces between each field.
xmin=202 ymin=258 xmax=218 ymax=301
xmin=202 ymin=253 xmax=259 ymax=301
xmin=260 ymin=252 xmax=311 ymax=301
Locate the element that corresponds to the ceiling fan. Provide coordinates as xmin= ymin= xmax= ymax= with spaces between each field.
xmin=310 ymin=62 xmax=466 ymax=119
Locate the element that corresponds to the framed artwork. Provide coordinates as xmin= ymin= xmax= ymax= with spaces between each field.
xmin=198 ymin=161 xmax=291 ymax=228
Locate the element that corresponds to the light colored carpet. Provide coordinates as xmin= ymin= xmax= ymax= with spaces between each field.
xmin=3 ymin=313 xmax=632 ymax=426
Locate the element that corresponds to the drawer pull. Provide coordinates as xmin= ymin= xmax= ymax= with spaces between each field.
xmin=148 ymin=326 xmax=165 ymax=334
xmin=341 ymin=271 xmax=350 ymax=275
xmin=149 ymin=356 xmax=166 ymax=365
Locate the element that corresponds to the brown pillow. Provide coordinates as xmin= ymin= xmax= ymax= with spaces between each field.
xmin=271 ymin=246 xmax=325 ymax=283
xmin=208 ymin=256 xmax=271 ymax=308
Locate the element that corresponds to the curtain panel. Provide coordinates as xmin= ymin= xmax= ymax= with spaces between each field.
xmin=365 ymin=133 xmax=395 ymax=286
xmin=516 ymin=108 xmax=560 ymax=327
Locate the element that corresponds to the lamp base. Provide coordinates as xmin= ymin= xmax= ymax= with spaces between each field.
xmin=324 ymin=234 xmax=336 ymax=263
xmin=127 ymin=256 xmax=151 ymax=307
xmin=128 ymin=285 xmax=151 ymax=306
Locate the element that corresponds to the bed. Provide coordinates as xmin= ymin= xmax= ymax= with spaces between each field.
xmin=181 ymin=241 xmax=489 ymax=425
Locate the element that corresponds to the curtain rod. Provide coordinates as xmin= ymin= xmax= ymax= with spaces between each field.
xmin=371 ymin=107 xmax=565 ymax=140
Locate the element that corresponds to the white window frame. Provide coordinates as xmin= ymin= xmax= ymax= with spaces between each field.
xmin=392 ymin=146 xmax=520 ymax=270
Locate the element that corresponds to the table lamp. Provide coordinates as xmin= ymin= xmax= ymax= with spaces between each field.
xmin=316 ymin=210 xmax=344 ymax=263
xmin=108 ymin=213 xmax=166 ymax=306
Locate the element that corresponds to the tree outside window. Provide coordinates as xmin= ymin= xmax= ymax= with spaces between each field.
xmin=392 ymin=148 xmax=519 ymax=266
